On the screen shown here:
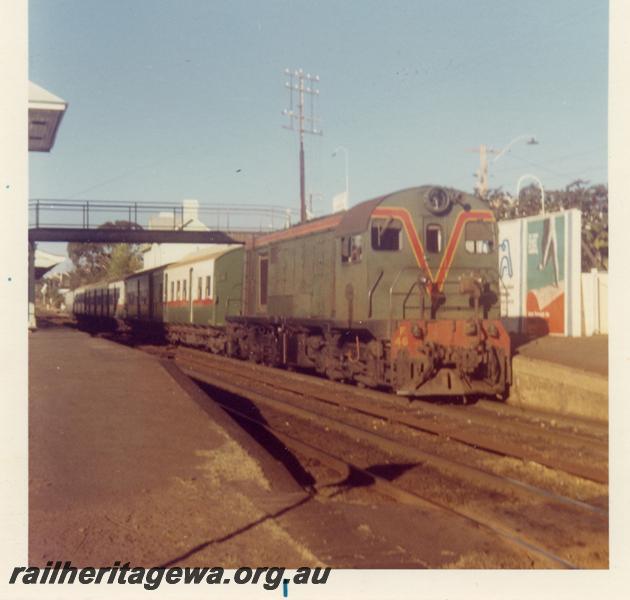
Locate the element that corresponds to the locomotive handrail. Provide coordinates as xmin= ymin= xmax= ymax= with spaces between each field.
xmin=388 ymin=266 xmax=425 ymax=338
xmin=402 ymin=281 xmax=425 ymax=322
xmin=367 ymin=269 xmax=384 ymax=318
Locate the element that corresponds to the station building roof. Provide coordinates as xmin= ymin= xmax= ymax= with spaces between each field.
xmin=29 ymin=81 xmax=67 ymax=152
xmin=34 ymin=248 xmax=65 ymax=279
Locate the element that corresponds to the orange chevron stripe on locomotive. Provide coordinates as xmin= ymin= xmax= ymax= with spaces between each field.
xmin=371 ymin=206 xmax=495 ymax=292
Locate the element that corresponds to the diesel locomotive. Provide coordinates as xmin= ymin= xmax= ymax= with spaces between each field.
xmin=73 ymin=185 xmax=511 ymax=399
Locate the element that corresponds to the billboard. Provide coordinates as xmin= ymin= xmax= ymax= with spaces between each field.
xmin=497 ymin=209 xmax=581 ymax=336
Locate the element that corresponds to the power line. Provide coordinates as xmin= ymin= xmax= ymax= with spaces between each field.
xmin=497 ymin=152 xmax=607 ymax=181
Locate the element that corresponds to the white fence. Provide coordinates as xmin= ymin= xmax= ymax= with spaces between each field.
xmin=581 ymin=270 xmax=608 ymax=335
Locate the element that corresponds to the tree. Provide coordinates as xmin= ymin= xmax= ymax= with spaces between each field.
xmin=482 ymin=182 xmax=608 ymax=271
xmin=67 ymin=220 xmax=144 ymax=288
xmin=108 ymin=243 xmax=143 ymax=280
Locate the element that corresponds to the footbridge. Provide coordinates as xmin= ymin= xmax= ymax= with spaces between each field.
xmin=29 ymin=199 xmax=295 ymax=244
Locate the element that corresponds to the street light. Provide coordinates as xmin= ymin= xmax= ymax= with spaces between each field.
xmin=332 ymin=146 xmax=349 ymax=205
xmin=516 ymin=173 xmax=546 ymax=215
xmin=493 ymin=134 xmax=539 ymax=164
xmin=471 ymin=135 xmax=539 ymax=198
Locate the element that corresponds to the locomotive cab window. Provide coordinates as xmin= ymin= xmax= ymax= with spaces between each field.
xmin=371 ymin=218 xmax=401 ymax=251
xmin=426 ymin=224 xmax=443 ymax=253
xmin=464 ymin=221 xmax=495 ymax=254
xmin=341 ymin=235 xmax=363 ymax=263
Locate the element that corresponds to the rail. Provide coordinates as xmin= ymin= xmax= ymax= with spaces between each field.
xmin=173 ymin=349 xmax=608 ymax=568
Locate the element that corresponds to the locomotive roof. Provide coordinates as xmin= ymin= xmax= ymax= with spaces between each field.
xmin=253 ymin=212 xmax=344 ymax=247
xmin=335 ymin=194 xmax=389 ymax=237
xmin=254 ymin=185 xmax=479 ymax=246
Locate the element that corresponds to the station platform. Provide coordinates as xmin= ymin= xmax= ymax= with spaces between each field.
xmin=29 ymin=326 xmax=317 ymax=567
xmin=31 ymin=326 xmax=531 ymax=568
xmin=514 ymin=334 xmax=608 ymax=377
xmin=508 ymin=334 xmax=608 ymax=422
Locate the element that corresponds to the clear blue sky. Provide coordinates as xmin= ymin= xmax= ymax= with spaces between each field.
xmin=30 ymin=0 xmax=608 ymax=232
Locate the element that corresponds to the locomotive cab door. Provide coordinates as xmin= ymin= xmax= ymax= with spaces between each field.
xmin=258 ymin=253 xmax=269 ymax=315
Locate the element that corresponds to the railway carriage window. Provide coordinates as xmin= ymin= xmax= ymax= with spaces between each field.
xmin=164 ymin=275 xmax=168 ymax=302
xmin=426 ymin=224 xmax=443 ymax=253
xmin=176 ymin=281 xmax=181 ymax=300
xmin=464 ymin=221 xmax=495 ymax=254
xmin=205 ymin=275 xmax=211 ymax=299
xmin=197 ymin=277 xmax=202 ymax=300
xmin=341 ymin=235 xmax=363 ymax=263
xmin=170 ymin=281 xmax=174 ymax=302
xmin=183 ymin=280 xmax=187 ymax=301
xmin=371 ymin=219 xmax=401 ymax=251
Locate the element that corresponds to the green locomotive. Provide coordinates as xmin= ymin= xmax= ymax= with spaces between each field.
xmin=228 ymin=185 xmax=510 ymax=397
xmin=74 ymin=185 xmax=510 ymax=399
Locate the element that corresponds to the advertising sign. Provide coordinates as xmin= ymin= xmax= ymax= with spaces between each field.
xmin=497 ymin=209 xmax=581 ymax=336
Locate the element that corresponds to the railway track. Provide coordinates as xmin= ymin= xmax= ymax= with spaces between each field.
xmin=176 ymin=347 xmax=608 ymax=483
xmin=173 ymin=347 xmax=608 ymax=569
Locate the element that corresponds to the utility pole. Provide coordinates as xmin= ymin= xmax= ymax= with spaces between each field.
xmin=283 ymin=68 xmax=322 ymax=223
xmin=468 ymin=136 xmax=538 ymax=199
xmin=468 ymin=144 xmax=489 ymax=198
